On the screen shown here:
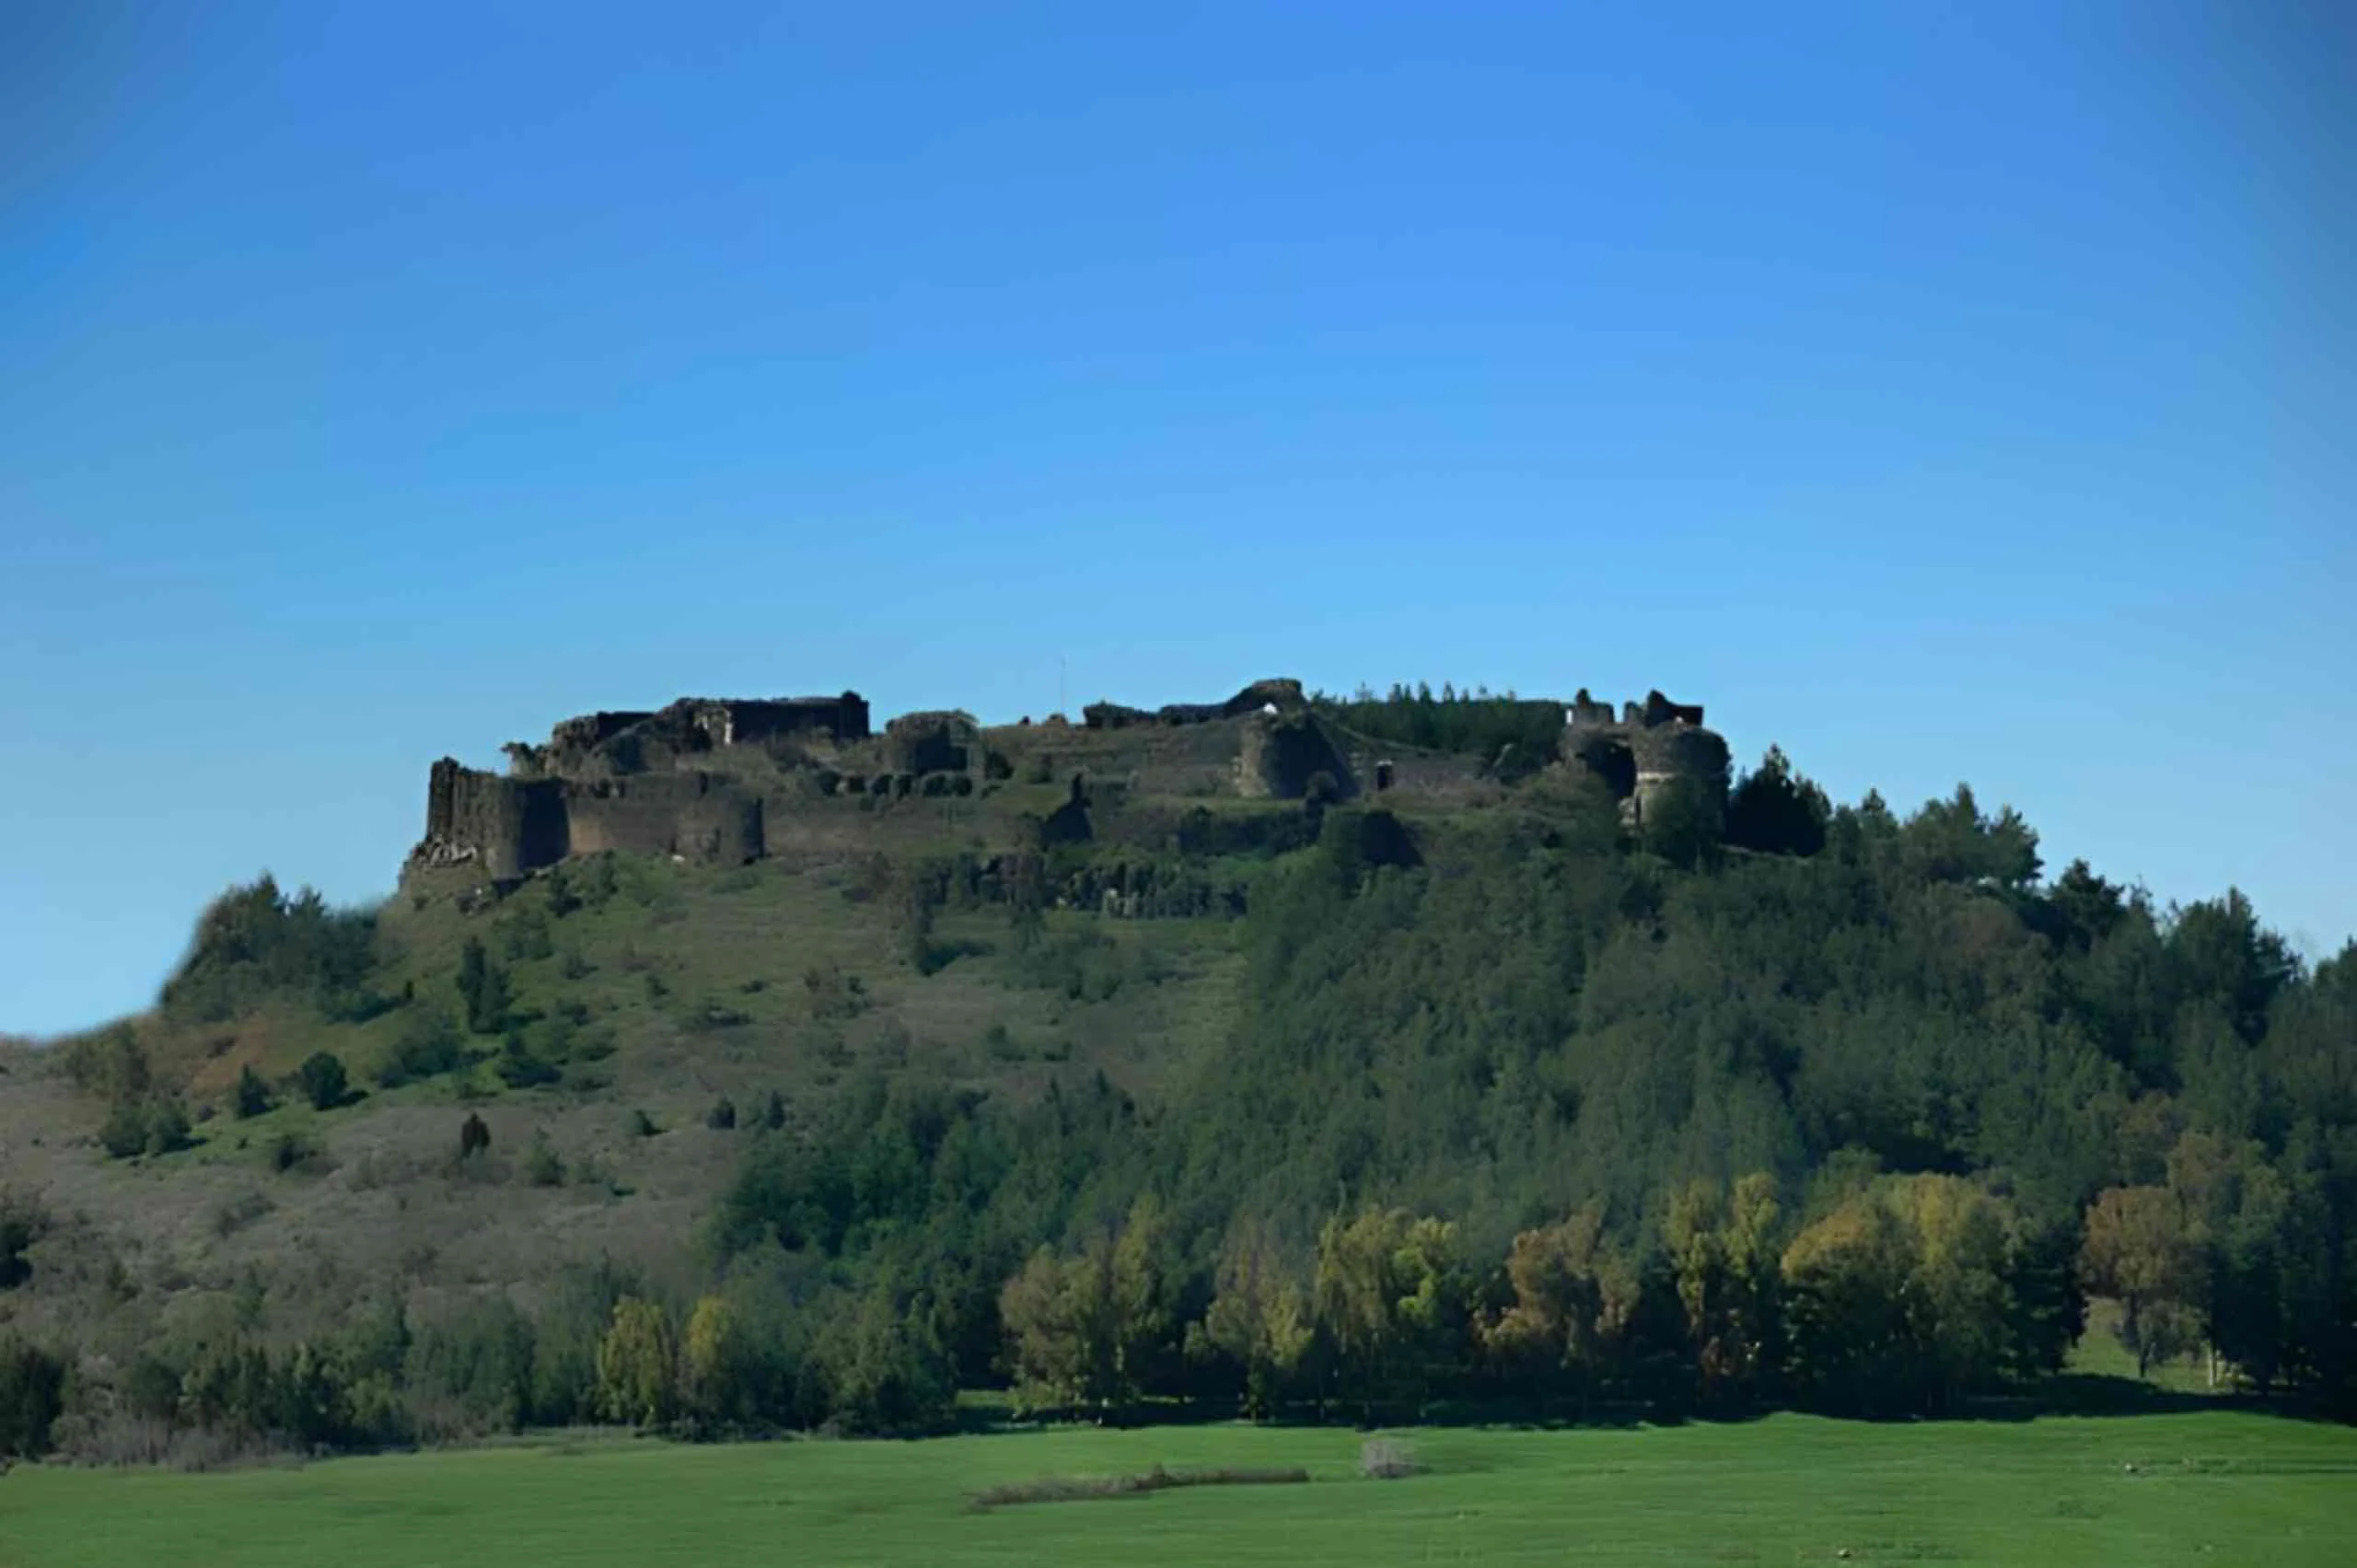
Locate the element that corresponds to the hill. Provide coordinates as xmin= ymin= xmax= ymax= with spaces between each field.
xmin=1 ymin=676 xmax=2351 ymax=1462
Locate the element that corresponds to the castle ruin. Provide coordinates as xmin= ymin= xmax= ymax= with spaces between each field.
xmin=407 ymin=679 xmax=1729 ymax=885
xmin=1562 ymin=687 xmax=1732 ymax=832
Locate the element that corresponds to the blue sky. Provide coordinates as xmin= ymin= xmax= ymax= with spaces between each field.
xmin=3 ymin=2 xmax=2351 ymax=1037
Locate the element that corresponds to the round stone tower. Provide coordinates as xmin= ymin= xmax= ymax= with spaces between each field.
xmin=1630 ymin=722 xmax=1730 ymax=832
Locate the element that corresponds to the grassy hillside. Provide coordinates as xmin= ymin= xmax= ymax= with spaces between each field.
xmin=5 ymin=1411 xmax=2353 ymax=1568
xmin=0 ymin=842 xmax=1243 ymax=1354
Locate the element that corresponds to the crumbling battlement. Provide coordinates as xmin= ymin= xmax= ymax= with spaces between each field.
xmin=1562 ymin=688 xmax=1729 ymax=830
xmin=405 ymin=677 xmax=1729 ymax=886
xmin=415 ymin=759 xmax=767 ymax=880
xmin=1083 ymin=678 xmax=1306 ymax=731
xmin=506 ymin=693 xmax=870 ymax=780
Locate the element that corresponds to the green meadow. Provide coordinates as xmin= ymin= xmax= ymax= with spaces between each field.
xmin=6 ymin=1411 xmax=2353 ymax=1568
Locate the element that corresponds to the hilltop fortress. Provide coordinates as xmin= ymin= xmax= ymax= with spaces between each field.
xmin=408 ymin=679 xmax=1729 ymax=885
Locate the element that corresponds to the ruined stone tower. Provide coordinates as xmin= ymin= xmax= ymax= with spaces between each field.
xmin=1562 ymin=689 xmax=1730 ymax=831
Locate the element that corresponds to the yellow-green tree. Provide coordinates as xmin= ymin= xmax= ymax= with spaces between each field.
xmin=1313 ymin=1207 xmax=1468 ymax=1417
xmin=1195 ymin=1216 xmax=1315 ymax=1419
xmin=594 ymin=1296 xmax=676 ymax=1427
xmin=1484 ymin=1202 xmax=1637 ymax=1414
xmin=1109 ymin=1193 xmax=1175 ymax=1398
xmin=1666 ymin=1173 xmax=1781 ymax=1403
xmin=1782 ymin=1173 xmax=2022 ymax=1413
xmin=1000 ymin=1243 xmax=1105 ymax=1411
xmin=679 ymin=1294 xmax=745 ymax=1423
xmin=1000 ymin=1196 xmax=1173 ymax=1417
xmin=1780 ymin=1188 xmax=1913 ymax=1411
xmin=1887 ymin=1173 xmax=2013 ymax=1399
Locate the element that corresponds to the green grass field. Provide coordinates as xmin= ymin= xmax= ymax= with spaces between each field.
xmin=6 ymin=1411 xmax=2352 ymax=1567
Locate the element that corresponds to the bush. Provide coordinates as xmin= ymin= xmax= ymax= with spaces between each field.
xmin=144 ymin=1098 xmax=192 ymax=1155
xmin=459 ymin=1113 xmax=491 ymax=1161
xmin=297 ymin=1051 xmax=350 ymax=1110
xmin=493 ymin=1035 xmax=561 ymax=1090
xmin=628 ymin=1109 xmax=659 ymax=1139
xmin=79 ymin=1031 xmax=190 ymax=1158
xmin=375 ymin=1007 xmax=473 ymax=1088
xmin=1360 ymin=1437 xmax=1420 ymax=1480
xmin=99 ymin=1095 xmax=192 ymax=1159
xmin=97 ymin=1098 xmax=147 ymax=1159
xmin=523 ymin=1132 xmax=565 ymax=1188
xmin=706 ymin=1097 xmax=738 ymax=1131
xmin=270 ymin=1131 xmax=319 ymax=1174
xmin=233 ymin=1064 xmax=273 ymax=1119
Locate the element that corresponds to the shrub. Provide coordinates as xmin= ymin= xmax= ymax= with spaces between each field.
xmin=706 ymin=1097 xmax=738 ymax=1132
xmin=270 ymin=1131 xmax=318 ymax=1174
xmin=1360 ymin=1437 xmax=1420 ymax=1480
xmin=99 ymin=1095 xmax=192 ymax=1159
xmin=65 ymin=1025 xmax=149 ymax=1100
xmin=297 ymin=1051 xmax=349 ymax=1110
xmin=144 ymin=1097 xmax=192 ymax=1156
xmin=493 ymin=1035 xmax=561 ymax=1090
xmin=459 ymin=1112 xmax=492 ymax=1161
xmin=523 ymin=1132 xmax=565 ymax=1188
xmin=97 ymin=1098 xmax=149 ymax=1159
xmin=233 ymin=1064 xmax=274 ymax=1119
xmin=376 ymin=1007 xmax=473 ymax=1088
xmin=628 ymin=1109 xmax=659 ymax=1139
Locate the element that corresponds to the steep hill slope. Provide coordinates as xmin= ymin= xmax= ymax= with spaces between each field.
xmin=2 ymin=681 xmax=2351 ymax=1459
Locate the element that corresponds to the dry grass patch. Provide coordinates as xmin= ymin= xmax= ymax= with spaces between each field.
xmin=970 ymin=1463 xmax=1310 ymax=1510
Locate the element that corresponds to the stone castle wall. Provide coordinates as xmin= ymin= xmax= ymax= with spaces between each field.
xmin=417 ymin=761 xmax=762 ymax=881
xmin=408 ymin=679 xmax=1731 ymax=885
xmin=566 ymin=773 xmax=764 ymax=864
xmin=420 ymin=760 xmax=566 ymax=880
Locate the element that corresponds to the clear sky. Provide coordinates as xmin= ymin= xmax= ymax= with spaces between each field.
xmin=3 ymin=2 xmax=2351 ymax=1038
